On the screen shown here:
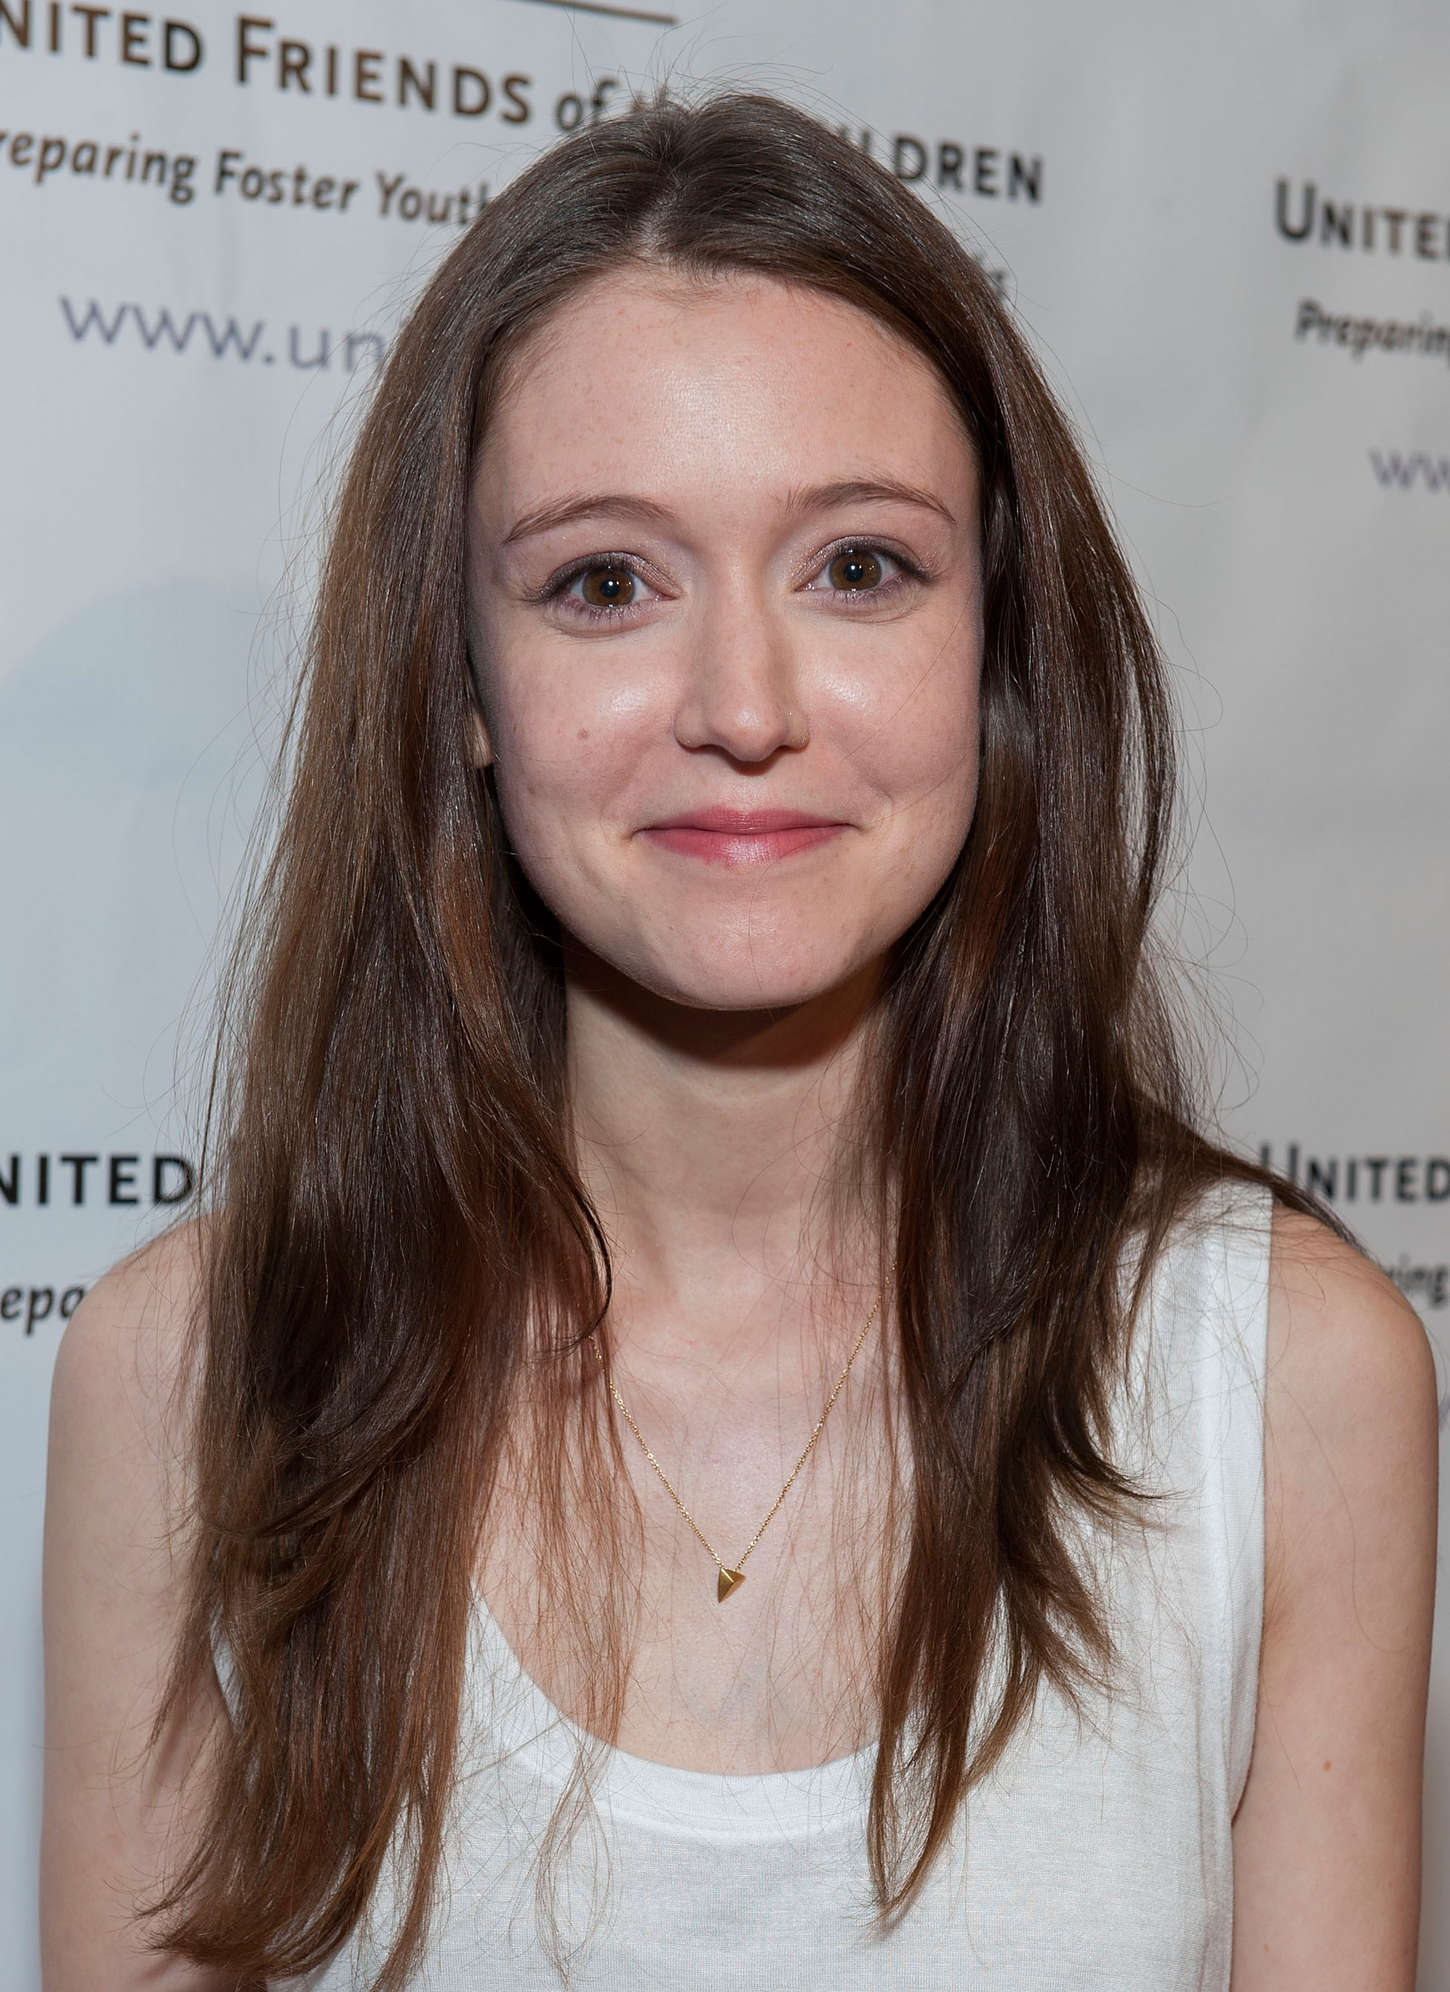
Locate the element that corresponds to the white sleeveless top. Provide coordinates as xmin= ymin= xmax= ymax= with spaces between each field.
xmin=217 ymin=1180 xmax=1271 ymax=1990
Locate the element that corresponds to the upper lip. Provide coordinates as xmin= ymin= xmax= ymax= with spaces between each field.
xmin=644 ymin=807 xmax=847 ymax=833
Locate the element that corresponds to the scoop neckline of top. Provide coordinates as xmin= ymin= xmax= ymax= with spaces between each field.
xmin=472 ymin=1582 xmax=876 ymax=1837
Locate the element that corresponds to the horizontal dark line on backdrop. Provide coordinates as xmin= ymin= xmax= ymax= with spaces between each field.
xmin=512 ymin=0 xmax=679 ymax=26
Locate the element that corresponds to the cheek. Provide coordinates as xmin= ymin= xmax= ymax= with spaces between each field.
xmin=845 ymin=628 xmax=982 ymax=832
xmin=479 ymin=592 xmax=656 ymax=756
xmin=481 ymin=655 xmax=646 ymax=889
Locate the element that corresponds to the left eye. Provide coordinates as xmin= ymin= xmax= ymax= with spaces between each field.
xmin=807 ymin=545 xmax=906 ymax=596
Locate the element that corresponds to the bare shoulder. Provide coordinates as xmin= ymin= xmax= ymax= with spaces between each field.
xmin=51 ymin=1217 xmax=211 ymax=1448
xmin=1229 ymin=1204 xmax=1439 ymax=1989
xmin=1262 ymin=1205 xmax=1439 ymax=1635
xmin=46 ymin=1220 xmax=213 ymax=1578
xmin=42 ymin=1218 xmax=237 ymax=1991
xmin=1266 ymin=1203 xmax=1438 ymax=1412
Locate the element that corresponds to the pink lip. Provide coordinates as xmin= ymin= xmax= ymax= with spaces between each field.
xmin=641 ymin=807 xmax=849 ymax=867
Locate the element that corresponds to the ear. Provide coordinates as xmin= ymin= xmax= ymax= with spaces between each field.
xmin=463 ymin=618 xmax=494 ymax=768
xmin=468 ymin=709 xmax=494 ymax=769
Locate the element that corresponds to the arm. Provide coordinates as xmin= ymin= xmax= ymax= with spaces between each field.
xmin=1230 ymin=1207 xmax=1440 ymax=1989
xmin=40 ymin=1225 xmax=252 ymax=1991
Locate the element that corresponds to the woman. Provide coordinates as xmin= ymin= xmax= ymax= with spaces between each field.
xmin=41 ymin=88 xmax=1437 ymax=1990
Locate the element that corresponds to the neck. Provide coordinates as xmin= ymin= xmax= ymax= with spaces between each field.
xmin=562 ymin=939 xmax=887 ymax=1376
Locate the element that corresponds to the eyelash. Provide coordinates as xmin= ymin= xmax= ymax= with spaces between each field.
xmin=538 ymin=539 xmax=930 ymax=625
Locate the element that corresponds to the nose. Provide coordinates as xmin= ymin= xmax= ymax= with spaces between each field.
xmin=670 ymin=586 xmax=810 ymax=763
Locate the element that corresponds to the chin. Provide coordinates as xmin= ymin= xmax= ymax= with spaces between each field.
xmin=630 ymin=943 xmax=879 ymax=1016
xmin=557 ymin=913 xmax=887 ymax=1018
xmin=654 ymin=980 xmax=835 ymax=1015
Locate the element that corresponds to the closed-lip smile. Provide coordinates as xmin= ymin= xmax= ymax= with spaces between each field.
xmin=640 ymin=806 xmax=850 ymax=866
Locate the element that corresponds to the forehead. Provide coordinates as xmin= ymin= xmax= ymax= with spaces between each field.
xmin=474 ymin=267 xmax=977 ymax=520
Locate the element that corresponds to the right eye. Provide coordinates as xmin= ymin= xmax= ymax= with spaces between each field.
xmin=551 ymin=559 xmax=661 ymax=621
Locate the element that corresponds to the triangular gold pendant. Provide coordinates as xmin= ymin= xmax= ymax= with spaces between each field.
xmin=717 ymin=1567 xmax=746 ymax=1603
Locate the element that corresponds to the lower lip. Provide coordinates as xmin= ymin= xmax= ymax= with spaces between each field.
xmin=642 ymin=824 xmax=847 ymax=866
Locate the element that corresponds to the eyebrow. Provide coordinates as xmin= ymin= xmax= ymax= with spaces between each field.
xmin=499 ymin=477 xmax=958 ymax=547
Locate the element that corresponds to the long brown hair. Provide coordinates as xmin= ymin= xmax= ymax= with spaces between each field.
xmin=142 ymin=85 xmax=1335 ymax=1988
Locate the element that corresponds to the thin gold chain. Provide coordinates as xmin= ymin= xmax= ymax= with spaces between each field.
xmin=587 ymin=1290 xmax=883 ymax=1584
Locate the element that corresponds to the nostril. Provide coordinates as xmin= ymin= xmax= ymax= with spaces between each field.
xmin=672 ymin=691 xmax=807 ymax=761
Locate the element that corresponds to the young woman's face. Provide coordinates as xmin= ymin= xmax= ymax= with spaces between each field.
xmin=466 ymin=268 xmax=983 ymax=1014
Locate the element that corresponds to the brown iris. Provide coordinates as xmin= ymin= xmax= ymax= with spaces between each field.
xmin=579 ymin=565 xmax=635 ymax=609
xmin=826 ymin=547 xmax=883 ymax=591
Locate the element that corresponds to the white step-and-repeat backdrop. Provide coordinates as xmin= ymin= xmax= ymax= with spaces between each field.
xmin=3 ymin=2 xmax=1446 ymax=1982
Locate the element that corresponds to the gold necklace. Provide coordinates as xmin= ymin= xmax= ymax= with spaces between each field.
xmin=587 ymin=1291 xmax=883 ymax=1603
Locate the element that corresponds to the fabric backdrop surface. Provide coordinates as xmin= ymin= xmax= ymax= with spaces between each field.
xmin=2 ymin=3 xmax=1446 ymax=1983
